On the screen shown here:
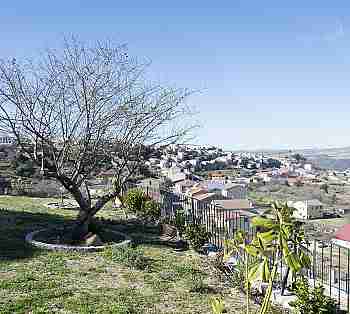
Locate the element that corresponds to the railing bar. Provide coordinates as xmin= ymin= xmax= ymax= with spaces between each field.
xmin=347 ymin=248 xmax=350 ymax=313
xmin=330 ymin=243 xmax=333 ymax=300
xmin=214 ymin=205 xmax=219 ymax=247
xmin=313 ymin=240 xmax=316 ymax=288
xmin=339 ymin=246 xmax=341 ymax=309
xmin=322 ymin=244 xmax=324 ymax=284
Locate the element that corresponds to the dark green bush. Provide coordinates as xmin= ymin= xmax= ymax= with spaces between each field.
xmin=185 ymin=224 xmax=211 ymax=251
xmin=289 ymin=277 xmax=337 ymax=314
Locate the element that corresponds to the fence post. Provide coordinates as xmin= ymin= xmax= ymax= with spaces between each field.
xmin=321 ymin=244 xmax=324 ymax=284
xmin=338 ymin=246 xmax=341 ymax=309
xmin=347 ymin=248 xmax=350 ymax=313
xmin=330 ymin=243 xmax=333 ymax=300
xmin=191 ymin=197 xmax=195 ymax=224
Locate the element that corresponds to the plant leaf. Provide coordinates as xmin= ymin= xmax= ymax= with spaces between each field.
xmin=251 ymin=217 xmax=276 ymax=229
xmin=258 ymin=230 xmax=276 ymax=243
xmin=248 ymin=263 xmax=261 ymax=283
xmin=285 ymin=252 xmax=302 ymax=272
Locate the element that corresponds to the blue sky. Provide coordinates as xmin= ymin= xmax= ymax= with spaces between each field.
xmin=1 ymin=1 xmax=350 ymax=150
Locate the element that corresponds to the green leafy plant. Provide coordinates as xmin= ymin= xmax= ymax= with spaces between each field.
xmin=289 ymin=277 xmax=337 ymax=314
xmin=124 ymin=189 xmax=160 ymax=220
xmin=102 ymin=245 xmax=150 ymax=270
xmin=124 ymin=188 xmax=148 ymax=214
xmin=240 ymin=202 xmax=310 ymax=314
xmin=209 ymin=297 xmax=226 ymax=314
xmin=224 ymin=231 xmax=252 ymax=314
xmin=185 ymin=224 xmax=211 ymax=251
xmin=144 ymin=199 xmax=161 ymax=219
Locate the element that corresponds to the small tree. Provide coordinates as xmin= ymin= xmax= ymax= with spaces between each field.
xmin=224 ymin=231 xmax=252 ymax=314
xmin=243 ymin=202 xmax=310 ymax=314
xmin=0 ymin=37 xmax=195 ymax=240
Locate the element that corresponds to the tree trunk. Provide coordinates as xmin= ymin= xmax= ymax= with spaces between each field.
xmin=56 ymin=174 xmax=121 ymax=242
xmin=71 ymin=208 xmax=92 ymax=242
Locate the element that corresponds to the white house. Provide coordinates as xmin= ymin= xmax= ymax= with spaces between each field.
xmin=221 ymin=183 xmax=247 ymax=199
xmin=0 ymin=133 xmax=14 ymax=145
xmin=159 ymin=159 xmax=170 ymax=169
xmin=174 ymin=179 xmax=196 ymax=194
xmin=291 ymin=199 xmax=324 ymax=219
xmin=304 ymin=163 xmax=312 ymax=171
xmin=162 ymin=165 xmax=187 ymax=183
xmin=177 ymin=151 xmax=185 ymax=161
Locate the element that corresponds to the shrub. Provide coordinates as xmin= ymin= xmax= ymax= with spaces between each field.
xmin=289 ymin=277 xmax=337 ymax=314
xmin=124 ymin=188 xmax=148 ymax=214
xmin=102 ymin=246 xmax=149 ymax=270
xmin=124 ymin=189 xmax=160 ymax=220
xmin=185 ymin=224 xmax=211 ymax=251
xmin=144 ymin=199 xmax=161 ymax=219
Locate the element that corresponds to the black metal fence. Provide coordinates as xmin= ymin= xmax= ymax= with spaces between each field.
xmin=129 ymin=184 xmax=350 ymax=312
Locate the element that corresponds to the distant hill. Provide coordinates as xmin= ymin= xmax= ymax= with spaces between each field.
xmin=229 ymin=145 xmax=350 ymax=171
xmin=308 ymin=157 xmax=350 ymax=171
xmin=294 ymin=147 xmax=350 ymax=171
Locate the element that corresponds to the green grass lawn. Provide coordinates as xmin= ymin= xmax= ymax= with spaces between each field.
xmin=0 ymin=196 xmax=264 ymax=314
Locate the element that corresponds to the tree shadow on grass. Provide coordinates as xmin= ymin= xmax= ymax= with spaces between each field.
xmin=0 ymin=208 xmax=76 ymax=261
xmin=95 ymin=217 xmax=163 ymax=245
xmin=0 ymin=209 xmax=169 ymax=262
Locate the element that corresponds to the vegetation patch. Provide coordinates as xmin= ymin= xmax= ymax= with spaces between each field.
xmin=0 ymin=196 xmax=264 ymax=313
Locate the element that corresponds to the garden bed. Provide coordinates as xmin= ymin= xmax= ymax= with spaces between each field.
xmin=25 ymin=228 xmax=132 ymax=252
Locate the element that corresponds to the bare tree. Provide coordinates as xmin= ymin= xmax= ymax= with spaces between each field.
xmin=0 ymin=37 xmax=195 ymax=240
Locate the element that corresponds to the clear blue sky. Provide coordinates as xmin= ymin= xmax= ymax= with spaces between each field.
xmin=1 ymin=1 xmax=350 ymax=150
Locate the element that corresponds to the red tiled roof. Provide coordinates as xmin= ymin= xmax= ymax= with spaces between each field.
xmin=335 ymin=224 xmax=350 ymax=242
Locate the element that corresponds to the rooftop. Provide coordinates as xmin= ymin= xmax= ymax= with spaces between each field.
xmin=212 ymin=199 xmax=252 ymax=210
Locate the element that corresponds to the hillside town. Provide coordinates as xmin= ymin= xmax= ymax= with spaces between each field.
xmin=3 ymin=130 xmax=350 ymax=234
xmin=138 ymin=143 xmax=350 ymax=223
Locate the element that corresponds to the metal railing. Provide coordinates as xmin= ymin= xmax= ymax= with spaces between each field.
xmin=127 ymin=184 xmax=350 ymax=312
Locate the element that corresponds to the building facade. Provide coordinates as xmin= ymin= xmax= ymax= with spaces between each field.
xmin=292 ymin=199 xmax=323 ymax=219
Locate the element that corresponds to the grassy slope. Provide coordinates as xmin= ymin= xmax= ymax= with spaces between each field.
xmin=0 ymin=196 xmax=264 ymax=314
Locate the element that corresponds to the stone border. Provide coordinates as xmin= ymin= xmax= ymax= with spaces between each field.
xmin=25 ymin=228 xmax=132 ymax=252
xmin=45 ymin=203 xmax=79 ymax=211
